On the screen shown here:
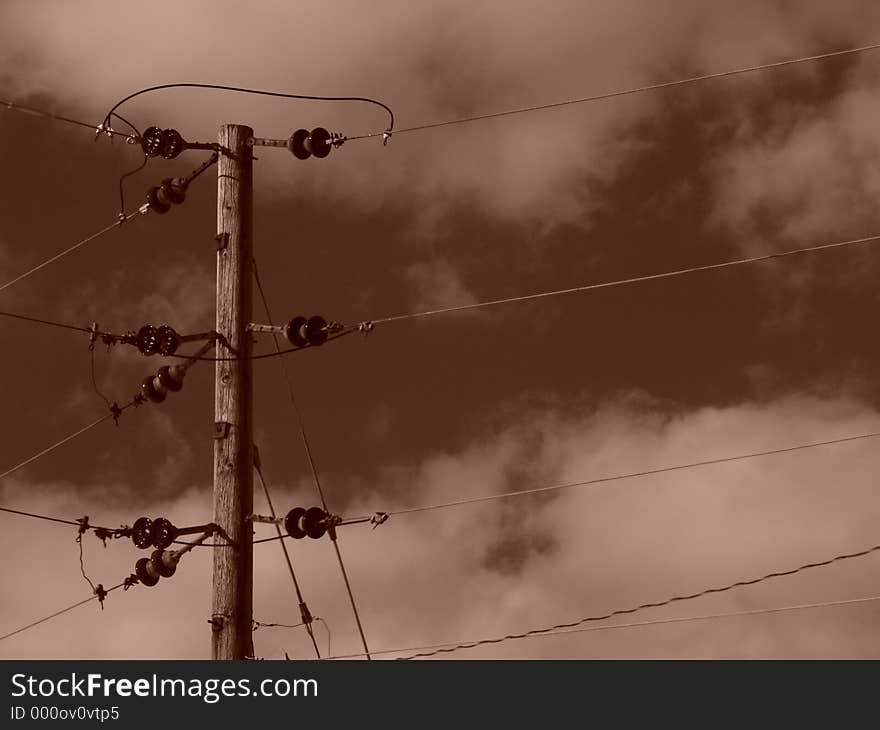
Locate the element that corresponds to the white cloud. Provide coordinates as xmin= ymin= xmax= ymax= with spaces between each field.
xmin=5 ymin=0 xmax=876 ymax=230
xmin=709 ymin=62 xmax=880 ymax=243
xmin=2 ymin=394 xmax=879 ymax=659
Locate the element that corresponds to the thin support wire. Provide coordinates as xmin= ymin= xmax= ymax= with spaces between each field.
xmin=254 ymin=452 xmax=322 ymax=658
xmin=118 ymin=155 xmax=149 ymax=218
xmin=252 ymin=258 xmax=372 ymax=660
xmin=317 ymin=617 xmax=331 ymax=657
xmin=89 ymin=346 xmax=113 ymax=410
xmin=255 ymin=617 xmax=332 ymax=657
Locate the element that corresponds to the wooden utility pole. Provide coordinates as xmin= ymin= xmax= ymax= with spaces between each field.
xmin=212 ymin=124 xmax=254 ymax=660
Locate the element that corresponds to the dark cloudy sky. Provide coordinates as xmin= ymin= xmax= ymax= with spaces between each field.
xmin=3 ymin=0 xmax=880 ymax=659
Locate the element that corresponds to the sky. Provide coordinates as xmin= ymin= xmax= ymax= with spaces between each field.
xmin=2 ymin=0 xmax=880 ymax=659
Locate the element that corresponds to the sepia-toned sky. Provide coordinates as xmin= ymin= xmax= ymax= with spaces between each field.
xmin=3 ymin=0 xmax=880 ymax=659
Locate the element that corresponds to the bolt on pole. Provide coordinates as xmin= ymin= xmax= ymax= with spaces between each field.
xmin=212 ymin=124 xmax=254 ymax=660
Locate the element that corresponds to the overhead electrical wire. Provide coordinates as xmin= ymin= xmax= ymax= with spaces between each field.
xmin=1 ymin=98 xmax=134 ymax=139
xmin=252 ymin=259 xmax=373 ymax=661
xmin=347 ymin=41 xmax=880 ymax=143
xmin=0 ymin=413 xmax=116 ymax=483
xmin=342 ymin=429 xmax=880 ymax=522
xmin=0 ymin=505 xmax=87 ymax=528
xmin=328 ymin=594 xmax=880 ymax=659
xmin=0 ymin=209 xmax=145 ymax=295
xmin=0 ymin=310 xmax=92 ymax=334
xmin=0 ymin=397 xmax=146 ymax=533
xmin=364 ymin=233 xmax=880 ymax=327
xmin=0 ymin=508 xmax=304 ymax=547
xmin=5 ymin=39 xmax=880 ymax=661
xmin=168 ymin=230 xmax=880 ymax=364
xmin=0 ymin=580 xmax=129 ymax=644
xmin=394 ymin=541 xmax=880 ymax=659
xmin=102 ymin=83 xmax=394 ymax=138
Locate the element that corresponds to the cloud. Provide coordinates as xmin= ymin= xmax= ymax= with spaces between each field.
xmin=708 ymin=61 xmax=880 ymax=243
xmin=404 ymin=257 xmax=477 ymax=313
xmin=4 ymin=0 xmax=877 ymax=231
xmin=2 ymin=393 xmax=879 ymax=659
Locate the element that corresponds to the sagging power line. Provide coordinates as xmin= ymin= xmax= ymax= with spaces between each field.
xmin=394 ymin=540 xmax=880 ymax=659
xmin=328 ymin=594 xmax=880 ymax=659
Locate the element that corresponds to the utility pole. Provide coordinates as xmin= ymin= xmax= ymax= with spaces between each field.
xmin=212 ymin=124 xmax=254 ymax=660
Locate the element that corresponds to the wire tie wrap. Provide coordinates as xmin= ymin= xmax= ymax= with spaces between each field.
xmin=94 ymin=583 xmax=107 ymax=609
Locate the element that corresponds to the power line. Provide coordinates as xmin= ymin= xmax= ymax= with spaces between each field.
xmin=348 ymin=41 xmax=880 ymax=143
xmin=0 ymin=580 xmax=130 ymax=644
xmin=0 ymin=414 xmax=113 ymax=483
xmin=1 ymin=98 xmax=133 ymax=139
xmin=0 ymin=505 xmax=127 ymax=542
xmin=0 ymin=209 xmax=146 ymax=295
xmin=0 ymin=505 xmax=83 ymax=528
xmin=0 ymin=310 xmax=91 ymax=333
xmin=252 ymin=259 xmax=373 ymax=661
xmin=0 ymin=507 xmax=293 ymax=546
xmin=394 ymin=541 xmax=880 ymax=659
xmin=342 ymin=429 xmax=880 ymax=522
xmin=0 ymin=396 xmax=144 ymax=484
xmin=365 ymin=233 xmax=880 ymax=326
xmin=329 ymin=594 xmax=880 ymax=659
xmin=102 ymin=84 xmax=394 ymax=137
